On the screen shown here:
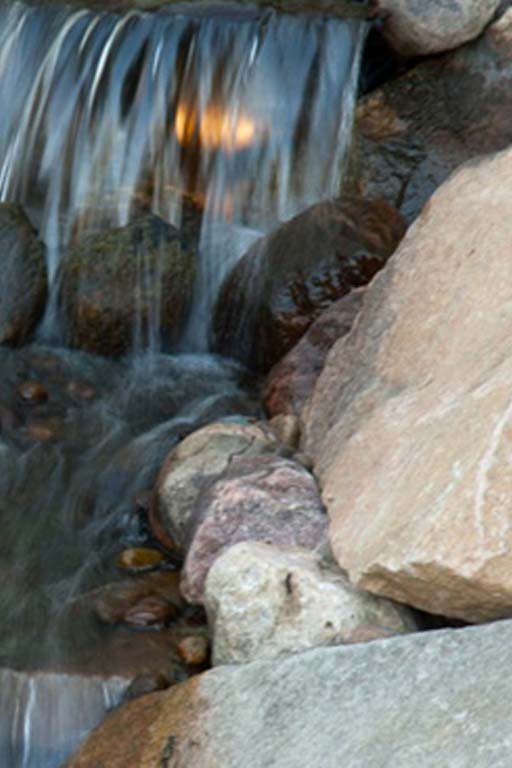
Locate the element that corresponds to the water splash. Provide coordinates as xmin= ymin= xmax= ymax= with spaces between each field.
xmin=0 ymin=2 xmax=365 ymax=349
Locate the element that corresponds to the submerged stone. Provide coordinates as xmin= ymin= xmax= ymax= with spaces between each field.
xmin=60 ymin=214 xmax=196 ymax=357
xmin=211 ymin=197 xmax=405 ymax=371
xmin=0 ymin=203 xmax=47 ymax=346
xmin=17 ymin=380 xmax=48 ymax=404
xmin=116 ymin=547 xmax=165 ymax=573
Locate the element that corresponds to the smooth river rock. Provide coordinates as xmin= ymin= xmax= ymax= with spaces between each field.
xmin=150 ymin=421 xmax=278 ymax=552
xmin=181 ymin=456 xmax=327 ymax=605
xmin=212 ymin=197 xmax=405 ymax=371
xmin=205 ymin=542 xmax=416 ymax=664
xmin=67 ymin=619 xmax=512 ymax=767
xmin=378 ymin=0 xmax=501 ymax=56
xmin=305 ymin=146 xmax=512 ymax=622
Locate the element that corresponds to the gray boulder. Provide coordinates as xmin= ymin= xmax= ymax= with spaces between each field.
xmin=68 ymin=619 xmax=512 ymax=767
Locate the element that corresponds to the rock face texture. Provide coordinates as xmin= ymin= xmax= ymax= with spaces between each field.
xmin=205 ymin=542 xmax=416 ymax=664
xmin=60 ymin=214 xmax=196 ymax=356
xmin=212 ymin=197 xmax=405 ymax=371
xmin=0 ymin=203 xmax=47 ymax=345
xmin=305 ymin=147 xmax=512 ymax=623
xmin=67 ymin=619 xmax=512 ymax=767
xmin=262 ymin=289 xmax=365 ymax=418
xmin=150 ymin=421 xmax=278 ymax=552
xmin=181 ymin=456 xmax=327 ymax=605
xmin=352 ymin=13 xmax=512 ymax=223
xmin=378 ymin=0 xmax=501 ymax=56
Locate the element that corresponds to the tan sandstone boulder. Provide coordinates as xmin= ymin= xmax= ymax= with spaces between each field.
xmin=304 ymin=146 xmax=512 ymax=623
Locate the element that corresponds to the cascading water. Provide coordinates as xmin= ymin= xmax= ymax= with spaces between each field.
xmin=0 ymin=0 xmax=365 ymax=348
xmin=0 ymin=2 xmax=366 ymax=766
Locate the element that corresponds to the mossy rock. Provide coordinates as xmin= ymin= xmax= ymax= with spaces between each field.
xmin=60 ymin=214 xmax=197 ymax=356
xmin=0 ymin=203 xmax=47 ymax=346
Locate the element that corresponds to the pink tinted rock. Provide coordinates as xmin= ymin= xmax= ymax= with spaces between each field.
xmin=181 ymin=455 xmax=327 ymax=604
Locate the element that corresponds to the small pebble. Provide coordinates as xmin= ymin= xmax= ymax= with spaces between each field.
xmin=116 ymin=547 xmax=165 ymax=573
xmin=176 ymin=635 xmax=209 ymax=666
xmin=17 ymin=381 xmax=48 ymax=405
xmin=67 ymin=380 xmax=96 ymax=401
xmin=123 ymin=596 xmax=175 ymax=628
xmin=27 ymin=423 xmax=58 ymax=442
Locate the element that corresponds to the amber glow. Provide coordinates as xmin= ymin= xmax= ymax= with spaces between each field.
xmin=175 ymin=102 xmax=257 ymax=152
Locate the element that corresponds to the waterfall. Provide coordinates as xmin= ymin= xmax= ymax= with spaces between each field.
xmin=0 ymin=3 xmax=367 ymax=765
xmin=0 ymin=1 xmax=365 ymax=349
xmin=0 ymin=668 xmax=128 ymax=768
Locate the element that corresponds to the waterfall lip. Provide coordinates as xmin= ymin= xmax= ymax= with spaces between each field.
xmin=15 ymin=0 xmax=379 ymax=21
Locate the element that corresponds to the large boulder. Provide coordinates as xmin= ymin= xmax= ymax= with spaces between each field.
xmin=305 ymin=147 xmax=512 ymax=623
xmin=67 ymin=619 xmax=512 ymax=767
xmin=205 ymin=542 xmax=417 ymax=665
xmin=0 ymin=203 xmax=46 ymax=345
xmin=60 ymin=214 xmax=196 ymax=356
xmin=378 ymin=0 xmax=501 ymax=56
xmin=150 ymin=421 xmax=278 ymax=553
xmin=212 ymin=197 xmax=405 ymax=371
xmin=181 ymin=456 xmax=327 ymax=605
xmin=351 ymin=12 xmax=512 ymax=223
xmin=262 ymin=289 xmax=365 ymax=418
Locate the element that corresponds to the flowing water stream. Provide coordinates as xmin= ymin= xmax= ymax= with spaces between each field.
xmin=0 ymin=2 xmax=366 ymax=764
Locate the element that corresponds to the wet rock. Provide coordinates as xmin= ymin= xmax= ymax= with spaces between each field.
xmin=205 ymin=542 xmax=416 ymax=665
xmin=211 ymin=197 xmax=405 ymax=371
xmin=90 ymin=571 xmax=184 ymax=626
xmin=123 ymin=596 xmax=175 ymax=629
xmin=305 ymin=146 xmax=512 ymax=623
xmin=116 ymin=547 xmax=165 ymax=574
xmin=378 ymin=0 xmax=501 ymax=56
xmin=60 ymin=214 xmax=196 ymax=356
xmin=181 ymin=455 xmax=327 ymax=605
xmin=176 ymin=635 xmax=209 ymax=666
xmin=151 ymin=421 xmax=278 ymax=552
xmin=26 ymin=421 xmax=60 ymax=442
xmin=17 ymin=380 xmax=48 ymax=404
xmin=351 ymin=16 xmax=512 ymax=223
xmin=66 ymin=380 xmax=96 ymax=401
xmin=65 ymin=620 xmax=512 ymax=768
xmin=0 ymin=203 xmax=47 ymax=346
xmin=263 ymin=289 xmax=365 ymax=418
